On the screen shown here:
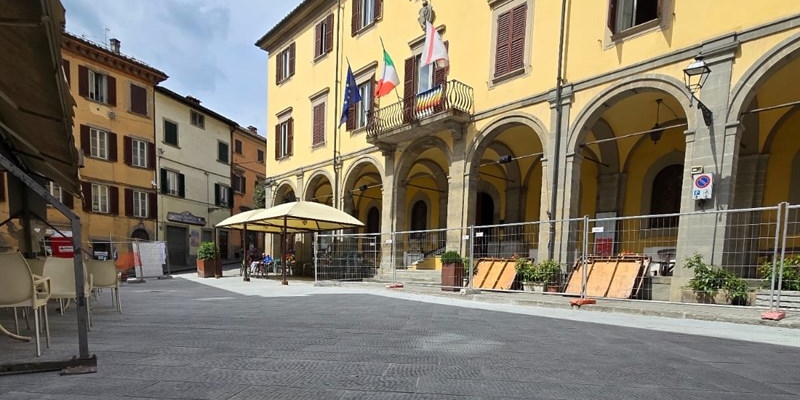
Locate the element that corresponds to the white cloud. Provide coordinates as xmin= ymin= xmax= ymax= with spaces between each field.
xmin=62 ymin=0 xmax=302 ymax=135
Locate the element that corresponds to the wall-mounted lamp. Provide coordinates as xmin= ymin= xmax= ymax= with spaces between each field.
xmin=650 ymin=99 xmax=665 ymax=144
xmin=683 ymin=56 xmax=713 ymax=126
xmin=498 ymin=155 xmax=513 ymax=164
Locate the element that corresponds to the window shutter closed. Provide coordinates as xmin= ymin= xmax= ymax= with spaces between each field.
xmin=177 ymin=173 xmax=185 ymax=198
xmin=351 ymin=0 xmax=361 ymax=36
xmin=315 ymin=22 xmax=323 ymax=57
xmin=148 ymin=142 xmax=156 ymax=170
xmin=276 ymin=54 xmax=283 ymax=83
xmin=325 ymin=14 xmax=334 ymax=53
xmin=124 ymin=188 xmax=134 ymax=216
xmin=346 ymin=102 xmax=356 ymax=131
xmin=109 ymin=186 xmax=119 ymax=215
xmin=160 ymin=168 xmax=168 ymax=194
xmin=313 ymin=103 xmax=325 ymax=145
xmin=403 ymin=56 xmax=417 ymax=122
xmin=274 ymin=124 xmax=281 ymax=159
xmin=108 ymin=132 xmax=118 ymax=162
xmin=214 ymin=183 xmax=221 ymax=206
xmin=63 ymin=59 xmax=70 ymax=87
xmin=374 ymin=0 xmax=382 ymax=20
xmin=242 ymin=177 xmax=247 ymax=194
xmin=107 ymin=75 xmax=117 ymax=106
xmin=81 ymin=181 xmax=92 ymax=212
xmin=287 ymin=118 xmax=294 ymax=156
xmin=495 ymin=11 xmax=511 ymax=77
xmin=78 ymin=65 xmax=89 ymax=97
xmin=607 ymin=0 xmax=617 ymax=32
xmin=433 ymin=41 xmax=449 ymax=87
xmin=63 ymin=192 xmax=74 ymax=209
xmin=227 ymin=187 xmax=234 ymax=207
xmin=80 ymin=125 xmax=90 ymax=156
xmin=130 ymin=84 xmax=148 ymax=115
xmin=509 ymin=4 xmax=527 ymax=73
xmin=123 ymin=136 xmax=132 ymax=166
xmin=148 ymin=192 xmax=157 ymax=219
xmin=289 ymin=43 xmax=296 ymax=77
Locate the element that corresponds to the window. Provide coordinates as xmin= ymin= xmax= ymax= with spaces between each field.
xmin=355 ymin=81 xmax=373 ymax=129
xmin=608 ymin=0 xmax=659 ymax=34
xmin=312 ymin=102 xmax=326 ymax=146
xmin=257 ymin=149 xmax=264 ymax=163
xmin=649 ymin=164 xmax=683 ymax=228
xmin=164 ymin=120 xmax=179 ymax=146
xmin=131 ymin=139 xmax=148 ymax=168
xmin=418 ymin=61 xmax=434 ymax=94
xmin=132 ymin=190 xmax=148 ymax=218
xmin=274 ymin=118 xmax=293 ymax=159
xmin=161 ymin=169 xmax=184 ymax=197
xmin=91 ymin=184 xmax=110 ymax=213
xmin=90 ymin=128 xmax=108 ymax=159
xmin=315 ymin=14 xmax=334 ymax=58
xmin=352 ymin=0 xmax=382 ymax=35
xmin=276 ymin=44 xmax=296 ymax=83
xmin=88 ymin=70 xmax=107 ymax=103
xmin=49 ymin=183 xmax=63 ymax=202
xmin=130 ymin=84 xmax=148 ymax=115
xmin=190 ymin=110 xmax=205 ymax=128
xmin=493 ymin=2 xmax=528 ymax=79
xmin=234 ymin=139 xmax=243 ymax=154
xmin=233 ymin=174 xmax=246 ymax=194
xmin=218 ymin=141 xmax=229 ymax=164
xmin=215 ymin=184 xmax=232 ymax=207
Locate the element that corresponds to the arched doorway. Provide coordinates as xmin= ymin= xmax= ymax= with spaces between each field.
xmin=366 ymin=207 xmax=380 ymax=233
xmin=131 ymin=228 xmax=149 ymax=241
xmin=648 ymin=164 xmax=683 ymax=229
xmin=411 ymin=200 xmax=428 ymax=231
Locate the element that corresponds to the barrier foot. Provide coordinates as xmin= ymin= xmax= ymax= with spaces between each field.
xmin=386 ymin=283 xmax=404 ymax=289
xmin=570 ymin=298 xmax=596 ymax=309
xmin=760 ymin=310 xmax=786 ymax=321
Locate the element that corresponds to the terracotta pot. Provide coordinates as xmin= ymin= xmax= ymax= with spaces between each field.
xmin=197 ymin=258 xmax=219 ymax=278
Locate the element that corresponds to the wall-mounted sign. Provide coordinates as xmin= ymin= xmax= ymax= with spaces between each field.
xmin=691 ymin=173 xmax=713 ymax=200
xmin=167 ymin=211 xmax=207 ymax=226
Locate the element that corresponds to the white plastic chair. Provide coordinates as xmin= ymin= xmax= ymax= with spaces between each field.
xmin=43 ymin=257 xmax=93 ymax=328
xmin=0 ymin=253 xmax=51 ymax=356
xmin=85 ymin=259 xmax=122 ymax=313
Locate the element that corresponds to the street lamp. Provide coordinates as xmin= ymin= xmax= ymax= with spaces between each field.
xmin=683 ymin=56 xmax=713 ymax=125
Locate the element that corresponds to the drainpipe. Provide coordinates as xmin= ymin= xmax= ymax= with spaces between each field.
xmin=547 ymin=0 xmax=568 ymax=260
xmin=332 ymin=0 xmax=343 ymax=209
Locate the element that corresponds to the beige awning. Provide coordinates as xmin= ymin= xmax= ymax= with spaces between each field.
xmin=216 ymin=201 xmax=364 ymax=233
xmin=0 ymin=0 xmax=80 ymax=194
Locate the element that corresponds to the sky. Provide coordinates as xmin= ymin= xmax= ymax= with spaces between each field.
xmin=61 ymin=0 xmax=304 ymax=137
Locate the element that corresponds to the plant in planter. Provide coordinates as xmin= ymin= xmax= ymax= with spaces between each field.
xmin=537 ymin=259 xmax=563 ymax=292
xmin=196 ymin=241 xmax=221 ymax=278
xmin=440 ymin=250 xmax=464 ymax=292
xmin=758 ymin=256 xmax=800 ymax=291
xmin=515 ymin=258 xmax=539 ymax=292
xmin=685 ymin=253 xmax=751 ymax=305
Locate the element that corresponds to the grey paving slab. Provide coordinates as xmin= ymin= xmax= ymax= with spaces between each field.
xmin=1 ymin=275 xmax=798 ymax=399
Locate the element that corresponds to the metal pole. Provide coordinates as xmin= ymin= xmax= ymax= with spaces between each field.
xmin=391 ymin=231 xmax=397 ymax=284
xmin=468 ymin=225 xmax=475 ymax=289
xmin=243 ymin=223 xmax=250 ymax=281
xmin=768 ymin=203 xmax=783 ymax=311
xmin=314 ymin=232 xmax=319 ymax=282
xmin=282 ymin=216 xmax=288 ymax=285
xmin=582 ymin=216 xmax=589 ymax=299
xmin=776 ymin=202 xmax=790 ymax=309
xmin=547 ymin=0 xmax=569 ymax=260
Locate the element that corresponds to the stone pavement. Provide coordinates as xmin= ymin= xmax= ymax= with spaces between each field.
xmin=0 ymin=271 xmax=798 ymax=399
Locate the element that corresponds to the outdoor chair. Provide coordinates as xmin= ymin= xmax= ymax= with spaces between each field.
xmin=0 ymin=252 xmax=51 ymax=356
xmin=43 ymin=257 xmax=93 ymax=328
xmin=86 ymin=259 xmax=122 ymax=313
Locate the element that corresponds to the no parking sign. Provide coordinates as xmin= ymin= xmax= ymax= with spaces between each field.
xmin=691 ymin=173 xmax=713 ymax=200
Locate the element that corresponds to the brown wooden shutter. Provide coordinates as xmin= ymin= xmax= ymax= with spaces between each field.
xmin=433 ymin=41 xmax=449 ymax=87
xmin=107 ymin=75 xmax=117 ymax=106
xmin=0 ymin=173 xmax=5 ymax=202
xmin=81 ymin=181 xmax=92 ymax=212
xmin=351 ymin=0 xmax=361 ymax=36
xmin=276 ymin=53 xmax=283 ymax=83
xmin=325 ymin=14 xmax=334 ymax=53
xmin=123 ymin=136 xmax=132 ymax=166
xmin=148 ymin=192 xmax=157 ymax=219
xmin=274 ymin=124 xmax=281 ymax=159
xmin=315 ymin=21 xmax=323 ymax=57
xmin=78 ymin=65 xmax=89 ymax=97
xmin=607 ymin=0 xmax=617 ymax=33
xmin=371 ymin=77 xmax=379 ymax=124
xmin=124 ymin=188 xmax=134 ymax=216
xmin=509 ymin=4 xmax=527 ymax=73
xmin=374 ymin=0 xmax=382 ymax=20
xmin=289 ymin=43 xmax=296 ymax=77
xmin=287 ymin=118 xmax=294 ymax=156
xmin=313 ymin=103 xmax=325 ymax=145
xmin=109 ymin=186 xmax=119 ymax=215
xmin=148 ymin=142 xmax=156 ymax=170
xmin=495 ymin=11 xmax=511 ymax=77
xmin=177 ymin=173 xmax=185 ymax=198
xmin=63 ymin=59 xmax=70 ymax=87
xmin=346 ymin=101 xmax=356 ymax=131
xmin=80 ymin=125 xmax=90 ymax=156
xmin=108 ymin=131 xmax=118 ymax=162
xmin=403 ymin=56 xmax=418 ymax=122
xmin=62 ymin=192 xmax=74 ymax=209
xmin=130 ymin=84 xmax=147 ymax=115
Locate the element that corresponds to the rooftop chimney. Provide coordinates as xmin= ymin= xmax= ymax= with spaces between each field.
xmin=109 ymin=38 xmax=121 ymax=54
xmin=247 ymin=126 xmax=257 ymax=133
xmin=185 ymin=96 xmax=201 ymax=105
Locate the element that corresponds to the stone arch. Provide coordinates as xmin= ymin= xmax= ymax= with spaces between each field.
xmin=467 ymin=111 xmax=549 ymax=172
xmin=589 ymin=118 xmax=621 ymax=173
xmin=342 ymin=156 xmax=385 ymax=191
xmin=476 ymin=180 xmax=503 ymax=223
xmin=130 ymin=227 xmax=150 ymax=241
xmin=567 ymin=74 xmax=697 ymax=152
xmin=727 ymin=32 xmax=800 ymax=124
xmin=639 ymin=150 xmax=684 ymax=215
xmin=762 ymin=105 xmax=800 ymax=153
xmin=303 ymin=169 xmax=334 ymax=203
xmin=395 ymin=135 xmax=452 ymax=183
xmin=623 ymin=117 xmax=688 ymax=172
xmin=272 ymin=180 xmax=298 ymax=205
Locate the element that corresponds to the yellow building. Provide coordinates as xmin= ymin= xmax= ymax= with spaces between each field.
xmin=50 ymin=33 xmax=167 ymax=257
xmin=257 ymin=1 xmax=800 ymax=298
xmin=231 ymin=125 xmax=268 ymax=257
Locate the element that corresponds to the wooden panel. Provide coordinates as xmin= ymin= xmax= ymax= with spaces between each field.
xmin=585 ymin=260 xmax=618 ymax=297
xmin=607 ymin=258 xmax=646 ymax=299
xmin=565 ymin=256 xmax=648 ymax=299
xmin=565 ymin=260 xmax=589 ymax=295
xmin=473 ymin=258 xmax=516 ymax=290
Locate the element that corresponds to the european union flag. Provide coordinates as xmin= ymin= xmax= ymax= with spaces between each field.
xmin=339 ymin=64 xmax=362 ymax=127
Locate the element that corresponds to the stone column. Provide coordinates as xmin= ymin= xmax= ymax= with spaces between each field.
xmin=671 ymin=37 xmax=740 ymax=301
xmin=447 ymin=134 xmax=468 ymax=254
xmin=379 ymin=147 xmax=398 ymax=279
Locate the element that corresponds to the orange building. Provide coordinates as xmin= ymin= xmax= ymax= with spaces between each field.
xmin=230 ymin=125 xmax=267 ymax=257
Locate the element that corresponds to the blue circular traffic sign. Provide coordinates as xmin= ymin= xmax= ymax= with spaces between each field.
xmin=695 ymin=175 xmax=710 ymax=189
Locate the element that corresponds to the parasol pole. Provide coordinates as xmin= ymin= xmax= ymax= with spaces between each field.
xmin=243 ymin=223 xmax=250 ymax=282
xmin=281 ymin=215 xmax=289 ymax=285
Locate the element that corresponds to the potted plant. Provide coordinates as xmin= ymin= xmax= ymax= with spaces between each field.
xmin=197 ymin=241 xmax=221 ymax=278
xmin=684 ymin=253 xmax=751 ymax=305
xmin=515 ymin=258 xmax=540 ymax=292
xmin=537 ymin=259 xmax=563 ymax=292
xmin=440 ymin=250 xmax=464 ymax=292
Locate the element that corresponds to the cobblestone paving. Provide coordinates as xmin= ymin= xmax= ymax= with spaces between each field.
xmin=1 ymin=277 xmax=798 ymax=399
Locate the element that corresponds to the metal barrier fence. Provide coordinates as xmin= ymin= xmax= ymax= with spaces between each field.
xmin=42 ymin=238 xmax=170 ymax=280
xmin=314 ymin=203 xmax=800 ymax=309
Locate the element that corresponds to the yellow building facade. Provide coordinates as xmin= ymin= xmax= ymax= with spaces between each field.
xmin=44 ymin=33 xmax=167 ymax=258
xmin=257 ymin=1 xmax=800 ymax=298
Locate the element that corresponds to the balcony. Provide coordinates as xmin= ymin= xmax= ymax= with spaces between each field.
xmin=366 ymin=80 xmax=473 ymax=146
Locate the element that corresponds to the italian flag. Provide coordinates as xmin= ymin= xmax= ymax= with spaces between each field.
xmin=375 ymin=47 xmax=399 ymax=98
